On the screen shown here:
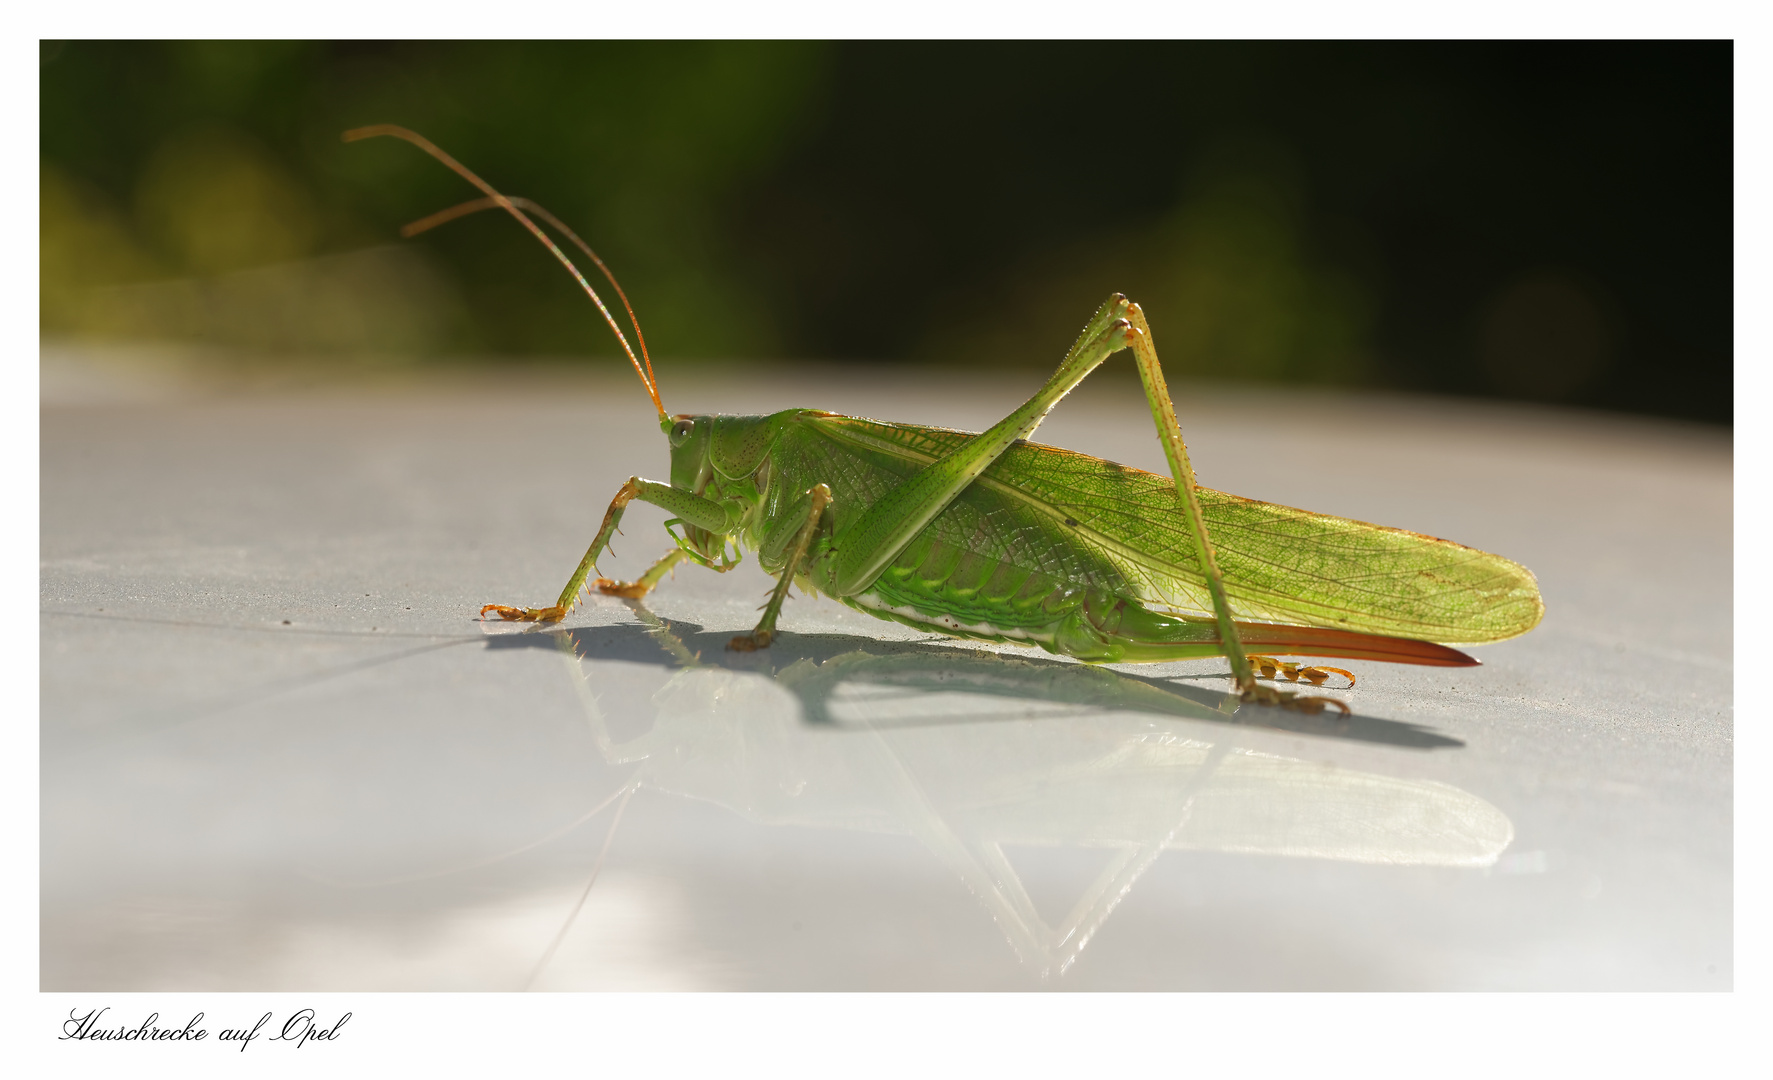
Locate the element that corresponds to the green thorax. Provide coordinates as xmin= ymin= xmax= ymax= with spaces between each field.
xmin=680 ymin=410 xmax=1143 ymax=648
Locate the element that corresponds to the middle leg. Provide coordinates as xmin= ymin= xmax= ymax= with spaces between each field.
xmin=730 ymin=483 xmax=833 ymax=652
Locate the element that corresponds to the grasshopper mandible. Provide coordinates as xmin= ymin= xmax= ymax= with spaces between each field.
xmin=346 ymin=126 xmax=1544 ymax=709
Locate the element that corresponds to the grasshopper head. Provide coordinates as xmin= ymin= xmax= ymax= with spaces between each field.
xmin=664 ymin=413 xmax=778 ymax=560
xmin=664 ymin=414 xmax=716 ymax=495
xmin=665 ymin=413 xmax=778 ymax=492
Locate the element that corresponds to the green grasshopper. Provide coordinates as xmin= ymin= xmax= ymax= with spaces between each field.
xmin=347 ymin=126 xmax=1544 ymax=709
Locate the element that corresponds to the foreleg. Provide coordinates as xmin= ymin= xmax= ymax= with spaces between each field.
xmin=481 ymin=477 xmax=737 ymax=623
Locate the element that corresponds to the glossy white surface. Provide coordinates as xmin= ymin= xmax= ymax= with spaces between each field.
xmin=40 ymin=352 xmax=1732 ymax=989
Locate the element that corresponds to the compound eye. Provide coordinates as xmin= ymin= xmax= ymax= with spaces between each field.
xmin=669 ymin=418 xmax=696 ymax=446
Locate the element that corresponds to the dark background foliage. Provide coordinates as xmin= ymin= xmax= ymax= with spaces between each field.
xmin=40 ymin=40 xmax=1731 ymax=423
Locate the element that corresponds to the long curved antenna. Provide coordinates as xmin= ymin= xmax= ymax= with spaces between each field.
xmin=342 ymin=125 xmax=665 ymax=421
xmin=402 ymin=195 xmax=656 ymax=408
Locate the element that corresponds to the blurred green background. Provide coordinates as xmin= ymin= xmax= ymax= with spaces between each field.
xmin=40 ymin=41 xmax=1730 ymax=423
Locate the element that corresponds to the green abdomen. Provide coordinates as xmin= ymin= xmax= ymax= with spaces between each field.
xmin=837 ymin=539 xmax=1091 ymax=648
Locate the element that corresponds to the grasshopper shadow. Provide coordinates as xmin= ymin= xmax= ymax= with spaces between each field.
xmin=483 ymin=614 xmax=1463 ymax=750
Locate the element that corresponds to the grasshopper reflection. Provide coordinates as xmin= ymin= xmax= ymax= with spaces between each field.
xmin=486 ymin=609 xmax=1508 ymax=980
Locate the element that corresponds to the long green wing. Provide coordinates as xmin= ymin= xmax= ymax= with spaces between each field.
xmin=803 ymin=414 xmax=1543 ymax=645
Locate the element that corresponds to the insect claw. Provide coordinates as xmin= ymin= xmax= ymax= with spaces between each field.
xmin=479 ymin=602 xmax=567 ymax=623
xmin=1300 ymin=665 xmax=1357 ymax=689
